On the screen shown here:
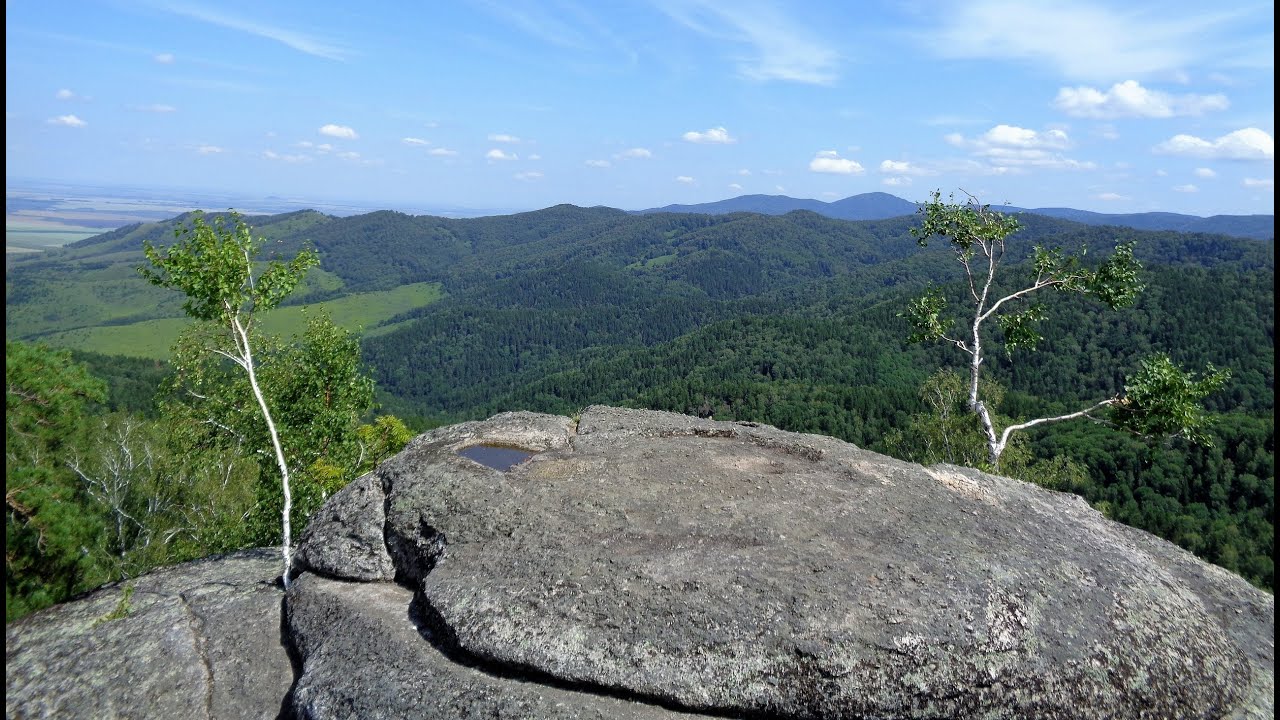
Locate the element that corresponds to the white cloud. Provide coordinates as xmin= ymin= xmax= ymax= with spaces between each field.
xmin=947 ymin=124 xmax=1094 ymax=171
xmin=878 ymin=159 xmax=933 ymax=176
xmin=1096 ymin=192 xmax=1128 ymax=201
xmin=154 ymin=53 xmax=175 ymax=64
xmin=338 ymin=151 xmax=360 ymax=160
xmin=585 ymin=159 xmax=612 ymax=168
xmin=659 ymin=2 xmax=839 ymax=84
xmin=729 ymin=183 xmax=743 ymax=190
xmin=737 ymin=168 xmax=751 ymax=176
xmin=1194 ymin=167 xmax=1217 ymax=178
xmin=196 ymin=145 xmax=224 ymax=154
xmin=514 ymin=171 xmax=543 ymax=181
xmin=47 ymin=114 xmax=86 ymax=127
xmin=263 ymin=149 xmax=310 ymax=163
xmin=924 ymin=2 xmax=1266 ymax=80
xmin=319 ymin=123 xmax=358 ymax=139
xmin=296 ymin=141 xmax=333 ymax=152
xmin=1155 ymin=169 xmax=1168 ymax=176
xmin=486 ymin=148 xmax=518 ymax=161
xmin=1242 ymin=177 xmax=1273 ymax=188
xmin=488 ymin=133 xmax=521 ymax=143
xmin=1153 ymin=128 xmax=1273 ymax=160
xmin=429 ymin=148 xmax=458 ymax=157
xmin=615 ymin=147 xmax=652 ymax=159
xmin=682 ymin=126 xmax=736 ymax=144
xmin=675 ymin=175 xmax=695 ymax=184
xmin=528 ymin=153 xmax=542 ymax=160
xmin=56 ymin=88 xmax=74 ymax=100
xmin=1173 ymin=184 xmax=1199 ymax=193
xmin=402 ymin=137 xmax=430 ymax=146
xmin=774 ymin=184 xmax=786 ymax=192
xmin=136 ymin=104 xmax=177 ymax=113
xmin=809 ymin=150 xmax=864 ymax=175
xmin=882 ymin=177 xmax=912 ymax=186
xmin=1053 ymin=80 xmax=1229 ymax=118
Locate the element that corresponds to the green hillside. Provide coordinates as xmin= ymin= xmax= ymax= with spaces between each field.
xmin=6 ymin=204 xmax=1274 ymax=589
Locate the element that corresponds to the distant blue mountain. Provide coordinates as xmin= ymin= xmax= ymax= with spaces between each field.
xmin=639 ymin=193 xmax=1273 ymax=240
xmin=638 ymin=192 xmax=917 ymax=221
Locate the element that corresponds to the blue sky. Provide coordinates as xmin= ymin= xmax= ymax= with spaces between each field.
xmin=6 ymin=1 xmax=1274 ymax=216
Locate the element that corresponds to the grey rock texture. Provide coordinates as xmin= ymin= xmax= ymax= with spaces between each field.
xmin=5 ymin=548 xmax=293 ymax=720
xmin=318 ymin=405 xmax=1272 ymax=720
xmin=8 ymin=407 xmax=1273 ymax=719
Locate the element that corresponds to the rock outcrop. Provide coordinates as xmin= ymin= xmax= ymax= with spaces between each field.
xmin=5 ymin=549 xmax=294 ymax=719
xmin=8 ymin=406 xmax=1275 ymax=719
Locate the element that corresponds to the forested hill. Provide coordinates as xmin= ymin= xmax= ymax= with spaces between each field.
xmin=639 ymin=192 xmax=1274 ymax=240
xmin=6 ymin=202 xmax=1275 ymax=589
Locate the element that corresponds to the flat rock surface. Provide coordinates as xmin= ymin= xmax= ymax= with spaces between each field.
xmin=319 ymin=405 xmax=1272 ymax=720
xmin=6 ymin=548 xmax=293 ymax=720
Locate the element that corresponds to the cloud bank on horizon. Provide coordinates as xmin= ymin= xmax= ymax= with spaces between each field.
xmin=4 ymin=0 xmax=1274 ymax=216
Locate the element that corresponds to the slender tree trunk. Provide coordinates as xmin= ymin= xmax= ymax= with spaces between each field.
xmin=232 ymin=315 xmax=293 ymax=588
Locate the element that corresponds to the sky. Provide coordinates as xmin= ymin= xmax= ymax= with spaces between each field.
xmin=5 ymin=1 xmax=1275 ymax=217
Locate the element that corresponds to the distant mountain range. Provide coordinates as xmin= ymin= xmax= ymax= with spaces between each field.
xmin=638 ymin=192 xmax=1274 ymax=240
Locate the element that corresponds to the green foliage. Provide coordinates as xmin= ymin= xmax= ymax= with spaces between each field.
xmin=910 ymin=190 xmax=1022 ymax=254
xmin=6 ymin=342 xmax=109 ymax=620
xmin=1112 ymin=354 xmax=1231 ymax=444
xmin=158 ymin=310 xmax=380 ymax=546
xmin=140 ymin=211 xmax=319 ymax=323
xmin=884 ymin=370 xmax=1090 ymax=490
xmin=900 ymin=190 xmax=1219 ymax=471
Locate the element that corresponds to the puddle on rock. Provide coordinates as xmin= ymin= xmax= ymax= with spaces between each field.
xmin=458 ymin=444 xmax=535 ymax=472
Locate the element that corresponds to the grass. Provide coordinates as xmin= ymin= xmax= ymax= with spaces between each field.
xmin=36 ymin=282 xmax=445 ymax=359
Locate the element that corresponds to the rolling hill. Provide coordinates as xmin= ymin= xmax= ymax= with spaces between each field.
xmin=640 ymin=192 xmax=1274 ymax=240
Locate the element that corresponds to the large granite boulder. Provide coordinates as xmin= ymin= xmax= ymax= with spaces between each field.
xmin=5 ymin=548 xmax=294 ymax=719
xmin=291 ymin=406 xmax=1274 ymax=719
xmin=8 ymin=407 xmax=1273 ymax=719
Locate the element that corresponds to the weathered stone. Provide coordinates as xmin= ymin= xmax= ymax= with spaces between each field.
xmin=286 ymin=572 xmax=716 ymax=719
xmin=8 ymin=407 xmax=1273 ymax=719
xmin=356 ymin=405 xmax=1273 ymax=719
xmin=293 ymin=471 xmax=397 ymax=582
xmin=5 ymin=548 xmax=294 ymax=720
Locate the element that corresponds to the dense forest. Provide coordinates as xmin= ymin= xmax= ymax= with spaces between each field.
xmin=6 ymin=203 xmax=1274 ymax=620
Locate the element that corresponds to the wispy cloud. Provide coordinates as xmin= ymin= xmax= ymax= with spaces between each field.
xmin=1153 ymin=128 xmax=1273 ymax=160
xmin=486 ymin=148 xmax=518 ymax=161
xmin=402 ymin=137 xmax=430 ymax=146
xmin=675 ymin=175 xmax=696 ymax=184
xmin=809 ymin=150 xmax=864 ymax=175
xmin=488 ymin=133 xmax=521 ymax=143
xmin=615 ymin=147 xmax=653 ymax=159
xmin=429 ymin=148 xmax=459 ymax=157
xmin=1173 ymin=183 xmax=1199 ymax=193
xmin=661 ymin=0 xmax=839 ymax=84
xmin=48 ymin=114 xmax=87 ymax=127
xmin=154 ymin=52 xmax=175 ymax=64
xmin=160 ymin=3 xmax=350 ymax=60
xmin=1096 ymin=192 xmax=1128 ymax=201
xmin=682 ymin=126 xmax=736 ymax=144
xmin=134 ymin=103 xmax=178 ymax=113
xmin=879 ymin=160 xmax=934 ymax=176
xmin=1054 ymin=80 xmax=1229 ymax=118
xmin=196 ymin=144 xmax=223 ymax=154
xmin=585 ymin=159 xmax=612 ymax=168
xmin=922 ymin=1 xmax=1265 ymax=80
xmin=319 ymin=124 xmax=358 ymax=139
xmin=1242 ymin=177 xmax=1273 ymax=188
xmin=56 ymin=88 xmax=75 ymax=100
xmin=1194 ymin=167 xmax=1217 ymax=178
xmin=514 ymin=171 xmax=543 ymax=181
xmin=263 ymin=149 xmax=311 ymax=163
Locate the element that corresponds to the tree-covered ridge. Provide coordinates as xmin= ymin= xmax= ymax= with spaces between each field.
xmin=5 ymin=202 xmax=1274 ymax=595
